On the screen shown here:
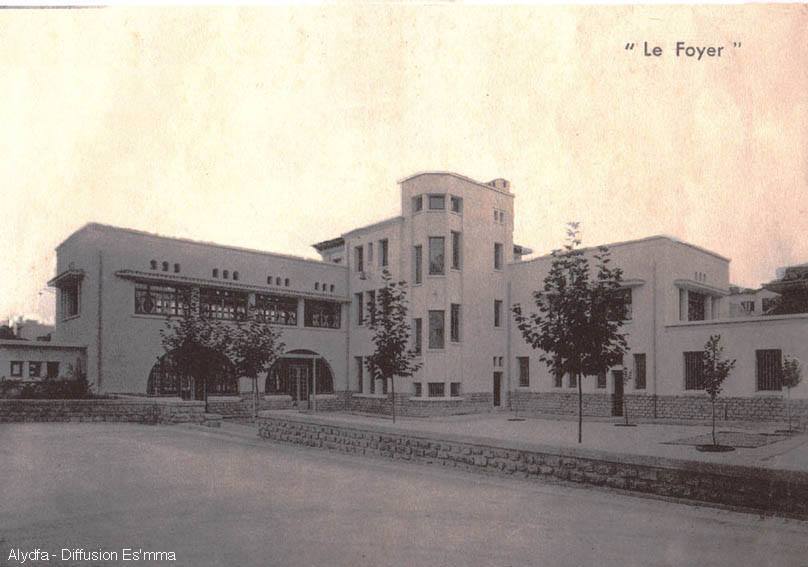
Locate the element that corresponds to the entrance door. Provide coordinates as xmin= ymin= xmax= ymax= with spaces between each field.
xmin=493 ymin=372 xmax=502 ymax=407
xmin=612 ymin=370 xmax=624 ymax=417
xmin=290 ymin=364 xmax=311 ymax=409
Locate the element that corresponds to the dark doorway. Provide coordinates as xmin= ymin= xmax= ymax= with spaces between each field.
xmin=493 ymin=372 xmax=502 ymax=407
xmin=612 ymin=370 xmax=624 ymax=417
xmin=290 ymin=364 xmax=311 ymax=409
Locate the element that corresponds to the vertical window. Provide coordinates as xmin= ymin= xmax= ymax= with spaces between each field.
xmin=688 ymin=291 xmax=706 ymax=321
xmin=428 ymin=194 xmax=445 ymax=210
xmin=609 ymin=288 xmax=632 ymax=321
xmin=494 ymin=300 xmax=503 ymax=327
xmin=367 ymin=242 xmax=374 ymax=265
xmin=412 ymin=195 xmax=423 ymax=213
xmin=596 ymin=372 xmax=607 ymax=389
xmin=450 ymin=382 xmax=461 ymax=397
xmin=46 ymin=362 xmax=60 ymax=379
xmin=518 ymin=357 xmax=530 ymax=387
xmin=553 ymin=369 xmax=563 ymax=388
xmin=285 ymin=278 xmax=290 ymax=287
xmin=173 ymin=263 xmax=180 ymax=273
xmin=428 ymin=382 xmax=445 ymax=397
xmin=367 ymin=290 xmax=376 ymax=325
xmin=223 ymin=270 xmax=229 ymax=279
xmin=413 ymin=245 xmax=423 ymax=284
xmin=413 ymin=383 xmax=423 ymax=397
xmin=569 ymin=373 xmax=577 ymax=388
xmin=315 ymin=282 xmax=320 ymax=291
xmin=756 ymin=349 xmax=783 ymax=391
xmin=28 ymin=362 xmax=43 ymax=378
xmin=355 ymin=246 xmax=364 ymax=273
xmin=355 ymin=356 xmax=363 ymax=392
xmin=10 ymin=361 xmax=23 ymax=377
xmin=150 ymin=260 xmax=158 ymax=270
xmin=413 ymin=318 xmax=422 ymax=354
xmin=162 ymin=261 xmax=169 ymax=272
xmin=428 ymin=310 xmax=445 ymax=349
xmin=304 ymin=300 xmax=341 ymax=329
xmin=379 ymin=239 xmax=389 ymax=267
xmin=634 ymin=354 xmax=647 ymax=389
xmin=451 ymin=231 xmax=462 ymax=270
xmin=233 ymin=271 xmax=239 ymax=281
xmin=266 ymin=275 xmax=272 ymax=284
xmin=355 ymin=293 xmax=364 ymax=326
xmin=450 ymin=196 xmax=463 ymax=213
xmin=684 ymin=351 xmax=705 ymax=390
xmin=494 ymin=243 xmax=503 ymax=270
xmin=429 ymin=237 xmax=445 ymax=275
xmin=276 ymin=277 xmax=282 ymax=286
xmin=61 ymin=280 xmax=81 ymax=319
xmin=450 ymin=303 xmax=461 ymax=342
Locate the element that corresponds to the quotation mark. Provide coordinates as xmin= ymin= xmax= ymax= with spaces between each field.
xmin=625 ymin=43 xmax=635 ymax=50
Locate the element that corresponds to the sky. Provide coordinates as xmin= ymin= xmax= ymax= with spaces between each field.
xmin=2 ymin=5 xmax=806 ymax=324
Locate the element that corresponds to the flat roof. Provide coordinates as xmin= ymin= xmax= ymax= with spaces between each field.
xmin=397 ymin=171 xmax=514 ymax=197
xmin=0 ymin=339 xmax=85 ymax=349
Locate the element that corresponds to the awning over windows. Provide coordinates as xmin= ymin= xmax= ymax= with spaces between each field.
xmin=673 ymin=279 xmax=729 ymax=297
xmin=47 ymin=269 xmax=85 ymax=288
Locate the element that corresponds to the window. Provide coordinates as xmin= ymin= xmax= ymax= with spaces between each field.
xmin=413 ymin=318 xmax=422 ymax=354
xmin=223 ymin=270 xmax=229 ymax=279
xmin=494 ymin=300 xmax=503 ymax=327
xmin=634 ymin=353 xmax=647 ymax=389
xmin=413 ymin=383 xmax=422 ymax=397
xmin=756 ymin=349 xmax=782 ymax=391
xmin=200 ymin=288 xmax=247 ymax=321
xmin=162 ymin=261 xmax=169 ymax=272
xmin=596 ymin=372 xmax=607 ymax=389
xmin=428 ymin=382 xmax=445 ymax=397
xmin=413 ymin=245 xmax=423 ymax=284
xmin=428 ymin=310 xmax=445 ymax=349
xmin=451 ymin=231 xmax=462 ymax=270
xmin=213 ymin=269 xmax=219 ymax=278
xmin=315 ymin=283 xmax=319 ymax=291
xmin=367 ymin=242 xmax=374 ymax=265
xmin=284 ymin=278 xmax=290 ymax=287
xmin=355 ymin=293 xmax=364 ymax=326
xmin=494 ymin=243 xmax=503 ymax=270
xmin=233 ymin=271 xmax=239 ymax=281
xmin=28 ymin=362 xmax=42 ymax=378
xmin=429 ymin=237 xmax=445 ymax=275
xmin=428 ymin=194 xmax=445 ymax=210
xmin=412 ymin=195 xmax=423 ymax=213
xmin=688 ymin=291 xmax=706 ymax=321
xmin=10 ymin=361 xmax=22 ymax=377
xmin=255 ymin=294 xmax=298 ymax=326
xmin=367 ymin=291 xmax=376 ymax=325
xmin=568 ymin=373 xmax=577 ymax=388
xmin=135 ymin=284 xmax=189 ymax=317
xmin=740 ymin=300 xmax=755 ymax=313
xmin=450 ymin=196 xmax=463 ymax=213
xmin=450 ymin=382 xmax=461 ymax=397
xmin=329 ymin=284 xmax=334 ymax=293
xmin=276 ymin=277 xmax=282 ymax=286
xmin=150 ymin=260 xmax=157 ymax=270
xmin=46 ymin=362 xmax=60 ymax=379
xmin=609 ymin=288 xmax=633 ymax=321
xmin=553 ymin=369 xmax=563 ymax=388
xmin=518 ymin=357 xmax=530 ymax=387
xmin=355 ymin=246 xmax=364 ymax=272
xmin=61 ymin=280 xmax=81 ymax=319
xmin=355 ymin=356 xmax=363 ymax=392
xmin=379 ymin=239 xmax=389 ymax=267
xmin=266 ymin=275 xmax=272 ymax=284
xmin=450 ymin=303 xmax=461 ymax=342
xmin=305 ymin=300 xmax=341 ymax=329
xmin=684 ymin=351 xmax=705 ymax=390
xmin=174 ymin=263 xmax=180 ymax=273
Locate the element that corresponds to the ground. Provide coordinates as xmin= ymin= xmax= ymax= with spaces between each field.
xmin=2 ymin=423 xmax=807 ymax=567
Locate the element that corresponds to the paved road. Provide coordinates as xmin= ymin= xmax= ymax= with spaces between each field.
xmin=1 ymin=423 xmax=806 ymax=567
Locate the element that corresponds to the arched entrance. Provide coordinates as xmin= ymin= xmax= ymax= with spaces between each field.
xmin=147 ymin=349 xmax=238 ymax=401
xmin=265 ymin=349 xmax=334 ymax=408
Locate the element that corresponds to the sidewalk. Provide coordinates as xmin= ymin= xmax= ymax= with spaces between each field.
xmin=259 ymin=410 xmax=808 ymax=473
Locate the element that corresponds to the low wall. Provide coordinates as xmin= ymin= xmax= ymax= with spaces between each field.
xmin=0 ymin=399 xmax=206 ymax=424
xmin=512 ymin=391 xmax=808 ymax=425
xmin=257 ymin=413 xmax=808 ymax=519
xmin=350 ymin=392 xmax=496 ymax=417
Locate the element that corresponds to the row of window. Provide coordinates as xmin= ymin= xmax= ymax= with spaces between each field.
xmin=515 ymin=353 xmax=648 ymax=390
xmin=133 ymin=284 xmax=341 ymax=328
xmin=267 ymin=275 xmax=291 ymax=287
xmin=685 ymin=349 xmax=786 ymax=392
xmin=8 ymin=361 xmax=60 ymax=379
xmin=494 ymin=209 xmax=507 ymax=224
xmin=412 ymin=194 xmax=463 ymax=214
xmin=314 ymin=282 xmax=336 ymax=293
xmin=354 ymin=239 xmax=389 ymax=273
xmin=150 ymin=260 xmax=181 ymax=273
xmin=212 ymin=268 xmax=240 ymax=281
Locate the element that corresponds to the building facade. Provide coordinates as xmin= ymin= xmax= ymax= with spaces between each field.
xmin=36 ymin=171 xmax=808 ymax=421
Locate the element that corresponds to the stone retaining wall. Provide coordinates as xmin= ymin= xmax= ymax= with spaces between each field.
xmin=349 ymin=392 xmax=496 ymax=417
xmin=257 ymin=413 xmax=808 ymax=519
xmin=0 ymin=399 xmax=206 ymax=424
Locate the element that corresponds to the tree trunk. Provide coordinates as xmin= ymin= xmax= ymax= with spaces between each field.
xmin=711 ymin=399 xmax=717 ymax=446
xmin=577 ymin=372 xmax=583 ymax=444
xmin=787 ymin=387 xmax=792 ymax=432
xmin=391 ymin=376 xmax=396 ymax=424
xmin=252 ymin=375 xmax=258 ymax=421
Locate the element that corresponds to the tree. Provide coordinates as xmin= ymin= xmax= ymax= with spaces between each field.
xmin=364 ymin=269 xmax=422 ymax=423
xmin=617 ymin=359 xmax=635 ymax=427
xmin=221 ymin=312 xmax=285 ymax=420
xmin=513 ymin=223 xmax=628 ymax=443
xmin=782 ymin=355 xmax=802 ymax=433
xmin=702 ymin=334 xmax=736 ymax=446
xmin=0 ymin=325 xmax=16 ymax=339
xmin=160 ymin=291 xmax=228 ymax=412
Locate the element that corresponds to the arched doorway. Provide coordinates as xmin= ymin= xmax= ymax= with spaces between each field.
xmin=147 ymin=349 xmax=238 ymax=401
xmin=265 ymin=350 xmax=334 ymax=408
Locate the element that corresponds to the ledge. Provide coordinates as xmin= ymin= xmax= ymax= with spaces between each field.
xmin=352 ymin=393 xmax=388 ymax=399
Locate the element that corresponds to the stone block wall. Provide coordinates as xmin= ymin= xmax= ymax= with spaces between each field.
xmin=348 ymin=392 xmax=496 ymax=417
xmin=257 ymin=414 xmax=808 ymax=519
xmin=0 ymin=399 xmax=206 ymax=424
xmin=512 ymin=391 xmax=614 ymax=417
